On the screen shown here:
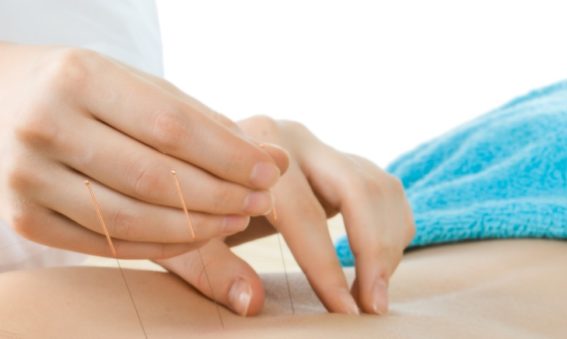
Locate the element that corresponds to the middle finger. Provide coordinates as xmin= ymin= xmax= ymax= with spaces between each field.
xmin=47 ymin=113 xmax=274 ymax=216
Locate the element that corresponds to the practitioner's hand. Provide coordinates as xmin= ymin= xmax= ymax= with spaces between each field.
xmin=157 ymin=116 xmax=415 ymax=316
xmin=0 ymin=43 xmax=287 ymax=259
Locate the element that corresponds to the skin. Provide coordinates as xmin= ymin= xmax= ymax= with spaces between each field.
xmin=2 ymin=240 xmax=565 ymax=338
xmin=157 ymin=116 xmax=416 ymax=316
xmin=0 ymin=43 xmax=288 ymax=258
xmin=0 ymin=43 xmax=415 ymax=317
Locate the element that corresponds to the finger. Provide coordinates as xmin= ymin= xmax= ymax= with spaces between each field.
xmin=270 ymin=164 xmax=359 ymax=314
xmin=118 ymin=62 xmax=242 ymax=131
xmin=312 ymin=154 xmax=414 ymax=314
xmin=112 ymin=61 xmax=291 ymax=177
xmin=78 ymin=53 xmax=281 ymax=189
xmin=156 ymin=239 xmax=264 ymax=316
xmin=25 ymin=160 xmax=250 ymax=243
xmin=11 ymin=203 xmax=196 ymax=259
xmin=49 ymin=114 xmax=273 ymax=216
xmin=259 ymin=143 xmax=290 ymax=176
xmin=343 ymin=169 xmax=412 ymax=314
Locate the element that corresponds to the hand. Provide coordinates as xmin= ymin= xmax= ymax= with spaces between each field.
xmin=157 ymin=116 xmax=415 ymax=316
xmin=0 ymin=43 xmax=287 ymax=259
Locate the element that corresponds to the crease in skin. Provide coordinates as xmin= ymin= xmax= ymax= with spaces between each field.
xmin=170 ymin=170 xmax=225 ymax=329
xmin=84 ymin=180 xmax=149 ymax=339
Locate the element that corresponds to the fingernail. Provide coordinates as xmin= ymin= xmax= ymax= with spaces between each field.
xmin=259 ymin=142 xmax=289 ymax=156
xmin=372 ymin=278 xmax=389 ymax=315
xmin=228 ymin=278 xmax=252 ymax=316
xmin=250 ymin=162 xmax=280 ymax=188
xmin=340 ymin=291 xmax=360 ymax=315
xmin=263 ymin=191 xmax=276 ymax=216
xmin=222 ymin=215 xmax=248 ymax=235
xmin=243 ymin=191 xmax=273 ymax=214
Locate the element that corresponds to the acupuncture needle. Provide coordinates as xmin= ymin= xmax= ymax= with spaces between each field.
xmin=271 ymin=200 xmax=295 ymax=315
xmin=259 ymin=143 xmax=295 ymax=314
xmin=84 ymin=180 xmax=149 ymax=339
xmin=170 ymin=170 xmax=225 ymax=328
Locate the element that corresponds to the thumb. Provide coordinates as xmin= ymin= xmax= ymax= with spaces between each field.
xmin=155 ymin=239 xmax=265 ymax=316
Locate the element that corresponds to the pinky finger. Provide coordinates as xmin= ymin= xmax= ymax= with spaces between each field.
xmin=12 ymin=206 xmax=197 ymax=259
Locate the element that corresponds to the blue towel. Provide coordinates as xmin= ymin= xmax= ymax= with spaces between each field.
xmin=336 ymin=81 xmax=567 ymax=267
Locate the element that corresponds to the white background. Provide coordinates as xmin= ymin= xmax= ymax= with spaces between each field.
xmin=156 ymin=0 xmax=567 ymax=167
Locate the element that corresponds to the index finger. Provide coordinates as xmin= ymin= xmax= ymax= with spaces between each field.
xmin=69 ymin=50 xmax=281 ymax=189
xmin=269 ymin=166 xmax=359 ymax=314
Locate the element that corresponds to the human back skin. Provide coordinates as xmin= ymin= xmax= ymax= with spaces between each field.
xmin=0 ymin=239 xmax=565 ymax=339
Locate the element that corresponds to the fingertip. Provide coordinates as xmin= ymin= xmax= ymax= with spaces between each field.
xmin=370 ymin=277 xmax=389 ymax=315
xmin=340 ymin=290 xmax=361 ymax=315
xmin=355 ymin=258 xmax=391 ymax=315
xmin=243 ymin=191 xmax=274 ymax=216
xmin=227 ymin=275 xmax=264 ymax=316
xmin=248 ymin=278 xmax=265 ymax=315
xmin=249 ymin=161 xmax=281 ymax=189
xmin=317 ymin=285 xmax=360 ymax=315
xmin=221 ymin=215 xmax=250 ymax=236
xmin=259 ymin=143 xmax=290 ymax=176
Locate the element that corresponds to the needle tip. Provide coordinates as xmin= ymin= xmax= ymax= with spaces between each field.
xmin=170 ymin=169 xmax=177 ymax=175
xmin=84 ymin=180 xmax=90 ymax=185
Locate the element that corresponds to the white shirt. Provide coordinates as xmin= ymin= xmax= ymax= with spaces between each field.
xmin=0 ymin=0 xmax=163 ymax=271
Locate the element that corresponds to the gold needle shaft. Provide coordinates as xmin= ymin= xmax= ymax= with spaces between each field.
xmin=170 ymin=170 xmax=225 ymax=328
xmin=170 ymin=170 xmax=196 ymax=240
xmin=84 ymin=180 xmax=148 ymax=339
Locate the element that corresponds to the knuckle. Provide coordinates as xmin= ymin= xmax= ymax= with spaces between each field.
xmin=248 ymin=114 xmax=277 ymax=128
xmin=10 ymin=208 xmax=40 ymax=241
xmin=245 ymin=115 xmax=280 ymax=137
xmin=108 ymin=209 xmax=137 ymax=240
xmin=130 ymin=159 xmax=166 ymax=199
xmin=39 ymin=48 xmax=96 ymax=94
xmin=150 ymin=110 xmax=188 ymax=153
xmin=14 ymin=108 xmax=61 ymax=149
xmin=5 ymin=156 xmax=42 ymax=193
xmin=279 ymin=119 xmax=312 ymax=139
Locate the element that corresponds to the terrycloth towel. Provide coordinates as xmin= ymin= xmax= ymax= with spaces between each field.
xmin=336 ymin=81 xmax=567 ymax=266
